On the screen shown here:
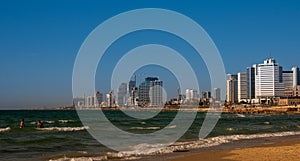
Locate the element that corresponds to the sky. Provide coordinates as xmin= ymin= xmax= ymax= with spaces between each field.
xmin=1 ymin=0 xmax=300 ymax=109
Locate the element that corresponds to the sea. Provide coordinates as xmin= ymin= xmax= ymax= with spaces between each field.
xmin=1 ymin=110 xmax=300 ymax=161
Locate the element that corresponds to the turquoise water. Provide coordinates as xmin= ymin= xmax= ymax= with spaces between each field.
xmin=1 ymin=110 xmax=300 ymax=160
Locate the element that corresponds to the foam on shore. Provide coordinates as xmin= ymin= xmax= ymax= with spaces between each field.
xmin=49 ymin=130 xmax=300 ymax=161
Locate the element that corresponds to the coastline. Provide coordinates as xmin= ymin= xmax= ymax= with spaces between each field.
xmin=168 ymin=135 xmax=300 ymax=161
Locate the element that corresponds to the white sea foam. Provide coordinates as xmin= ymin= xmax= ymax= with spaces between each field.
xmin=237 ymin=114 xmax=246 ymax=118
xmin=0 ymin=127 xmax=11 ymax=132
xmin=58 ymin=120 xmax=75 ymax=123
xmin=30 ymin=122 xmax=36 ymax=125
xmin=50 ymin=130 xmax=300 ymax=161
xmin=45 ymin=120 xmax=55 ymax=124
xmin=37 ymin=126 xmax=89 ymax=132
xmin=130 ymin=127 xmax=160 ymax=130
xmin=167 ymin=125 xmax=177 ymax=129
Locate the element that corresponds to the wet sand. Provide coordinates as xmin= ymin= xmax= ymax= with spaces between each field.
xmin=170 ymin=138 xmax=300 ymax=161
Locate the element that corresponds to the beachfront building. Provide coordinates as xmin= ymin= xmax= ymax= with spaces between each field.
xmin=106 ymin=91 xmax=115 ymax=108
xmin=238 ymin=72 xmax=248 ymax=103
xmin=185 ymin=89 xmax=199 ymax=105
xmin=117 ymin=83 xmax=128 ymax=107
xmin=292 ymin=66 xmax=300 ymax=87
xmin=282 ymin=71 xmax=293 ymax=89
xmin=95 ymin=91 xmax=103 ymax=107
xmin=138 ymin=77 xmax=163 ymax=107
xmin=254 ymin=58 xmax=284 ymax=103
xmin=213 ymin=88 xmax=221 ymax=101
xmin=226 ymin=74 xmax=238 ymax=104
xmin=86 ymin=96 xmax=95 ymax=107
xmin=247 ymin=67 xmax=256 ymax=100
xmin=149 ymin=80 xmax=163 ymax=107
xmin=128 ymin=79 xmax=136 ymax=97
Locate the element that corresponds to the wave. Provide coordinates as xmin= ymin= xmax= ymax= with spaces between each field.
xmin=45 ymin=121 xmax=55 ymax=124
xmin=50 ymin=130 xmax=300 ymax=161
xmin=130 ymin=127 xmax=160 ymax=130
xmin=30 ymin=122 xmax=36 ymax=125
xmin=37 ymin=126 xmax=89 ymax=132
xmin=0 ymin=127 xmax=11 ymax=132
xmin=58 ymin=120 xmax=75 ymax=123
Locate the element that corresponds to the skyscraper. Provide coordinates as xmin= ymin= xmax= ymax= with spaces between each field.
xmin=117 ymin=83 xmax=128 ymax=107
xmin=255 ymin=58 xmax=284 ymax=100
xmin=226 ymin=74 xmax=238 ymax=103
xmin=185 ymin=89 xmax=198 ymax=104
xmin=292 ymin=66 xmax=300 ymax=87
xmin=138 ymin=77 xmax=163 ymax=107
xmin=282 ymin=71 xmax=293 ymax=89
xmin=213 ymin=88 xmax=221 ymax=101
xmin=247 ymin=67 xmax=256 ymax=99
xmin=96 ymin=91 xmax=103 ymax=107
xmin=238 ymin=72 xmax=247 ymax=102
xmin=149 ymin=80 xmax=163 ymax=107
xmin=128 ymin=79 xmax=136 ymax=97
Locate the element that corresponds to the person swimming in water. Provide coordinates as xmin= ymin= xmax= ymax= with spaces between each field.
xmin=19 ymin=119 xmax=24 ymax=128
xmin=37 ymin=120 xmax=44 ymax=128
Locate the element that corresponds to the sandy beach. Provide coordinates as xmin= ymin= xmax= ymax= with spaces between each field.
xmin=171 ymin=138 xmax=300 ymax=161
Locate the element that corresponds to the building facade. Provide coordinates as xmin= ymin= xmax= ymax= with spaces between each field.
xmin=255 ymin=58 xmax=284 ymax=99
xmin=238 ymin=72 xmax=248 ymax=102
xmin=138 ymin=77 xmax=163 ymax=107
xmin=226 ymin=74 xmax=238 ymax=103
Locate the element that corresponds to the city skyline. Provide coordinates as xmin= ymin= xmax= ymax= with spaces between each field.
xmin=1 ymin=1 xmax=300 ymax=109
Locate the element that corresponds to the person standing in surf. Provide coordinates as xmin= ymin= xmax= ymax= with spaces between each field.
xmin=37 ymin=120 xmax=44 ymax=128
xmin=19 ymin=119 xmax=24 ymax=128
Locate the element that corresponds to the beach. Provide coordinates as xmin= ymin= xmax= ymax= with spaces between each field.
xmin=170 ymin=136 xmax=300 ymax=161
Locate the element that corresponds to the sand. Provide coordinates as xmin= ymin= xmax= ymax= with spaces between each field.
xmin=170 ymin=139 xmax=300 ymax=161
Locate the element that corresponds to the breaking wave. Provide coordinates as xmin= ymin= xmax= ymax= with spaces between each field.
xmin=37 ymin=126 xmax=89 ymax=132
xmin=0 ymin=127 xmax=11 ymax=132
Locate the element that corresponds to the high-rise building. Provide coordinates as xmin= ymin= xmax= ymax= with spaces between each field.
xmin=213 ymin=88 xmax=221 ymax=101
xmin=185 ymin=89 xmax=198 ymax=104
xmin=138 ymin=77 xmax=163 ymax=107
xmin=292 ymin=66 xmax=300 ymax=87
xmin=106 ymin=91 xmax=115 ymax=108
xmin=117 ymin=83 xmax=128 ymax=107
xmin=86 ymin=96 xmax=95 ymax=107
xmin=96 ymin=91 xmax=103 ymax=107
xmin=128 ymin=79 xmax=136 ymax=97
xmin=149 ymin=80 xmax=163 ymax=107
xmin=255 ymin=58 xmax=284 ymax=99
xmin=226 ymin=74 xmax=238 ymax=103
xmin=247 ymin=67 xmax=256 ymax=99
xmin=282 ymin=71 xmax=293 ymax=89
xmin=238 ymin=72 xmax=248 ymax=102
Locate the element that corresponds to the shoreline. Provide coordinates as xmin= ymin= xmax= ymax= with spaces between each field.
xmin=168 ymin=135 xmax=300 ymax=161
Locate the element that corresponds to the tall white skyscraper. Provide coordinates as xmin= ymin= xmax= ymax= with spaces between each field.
xmin=238 ymin=72 xmax=247 ymax=102
xmin=292 ymin=66 xmax=300 ymax=87
xmin=255 ymin=58 xmax=284 ymax=99
xmin=185 ymin=89 xmax=198 ymax=104
xmin=149 ymin=80 xmax=163 ymax=107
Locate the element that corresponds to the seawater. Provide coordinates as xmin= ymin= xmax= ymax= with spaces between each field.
xmin=1 ymin=110 xmax=300 ymax=161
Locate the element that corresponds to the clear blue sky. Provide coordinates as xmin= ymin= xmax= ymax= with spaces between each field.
xmin=1 ymin=0 xmax=300 ymax=109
